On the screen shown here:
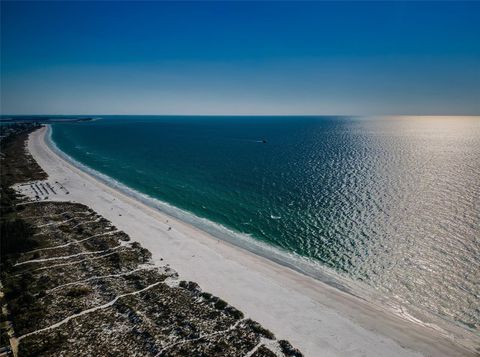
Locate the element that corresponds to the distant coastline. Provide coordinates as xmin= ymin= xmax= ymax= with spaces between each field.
xmin=0 ymin=116 xmax=97 ymax=124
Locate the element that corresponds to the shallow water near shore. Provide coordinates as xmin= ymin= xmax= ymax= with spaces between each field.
xmin=49 ymin=115 xmax=480 ymax=335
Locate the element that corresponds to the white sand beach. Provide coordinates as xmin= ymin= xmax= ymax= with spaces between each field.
xmin=18 ymin=126 xmax=478 ymax=357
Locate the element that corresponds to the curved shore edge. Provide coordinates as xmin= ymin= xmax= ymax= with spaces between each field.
xmin=45 ymin=124 xmax=478 ymax=341
xmin=45 ymin=125 xmax=357 ymax=295
xmin=28 ymin=125 xmax=477 ymax=356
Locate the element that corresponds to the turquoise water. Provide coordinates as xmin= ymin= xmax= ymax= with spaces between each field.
xmin=51 ymin=115 xmax=480 ymax=332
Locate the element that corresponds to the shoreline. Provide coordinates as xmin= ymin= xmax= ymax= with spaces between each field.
xmin=44 ymin=123 xmax=478 ymax=342
xmin=43 ymin=125 xmax=380 ymax=302
xmin=44 ymin=125 xmax=358 ymax=296
xmin=23 ymin=125 xmax=478 ymax=356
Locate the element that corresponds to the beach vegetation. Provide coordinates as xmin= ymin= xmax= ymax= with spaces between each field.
xmin=246 ymin=319 xmax=275 ymax=339
xmin=65 ymin=286 xmax=92 ymax=298
xmin=279 ymin=340 xmax=304 ymax=357
xmin=213 ymin=298 xmax=228 ymax=310
xmin=0 ymin=219 xmax=37 ymax=259
xmin=179 ymin=280 xmax=200 ymax=292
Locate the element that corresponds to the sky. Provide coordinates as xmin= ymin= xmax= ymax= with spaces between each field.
xmin=1 ymin=1 xmax=479 ymax=115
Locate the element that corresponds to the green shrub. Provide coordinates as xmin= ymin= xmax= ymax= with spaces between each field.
xmin=65 ymin=286 xmax=91 ymax=298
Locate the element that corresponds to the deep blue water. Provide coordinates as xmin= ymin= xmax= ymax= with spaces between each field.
xmin=50 ymin=115 xmax=480 ymax=332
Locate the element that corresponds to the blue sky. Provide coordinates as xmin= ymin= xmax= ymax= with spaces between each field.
xmin=1 ymin=1 xmax=479 ymax=115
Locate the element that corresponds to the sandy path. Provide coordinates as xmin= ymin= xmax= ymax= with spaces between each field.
xmin=22 ymin=126 xmax=477 ymax=356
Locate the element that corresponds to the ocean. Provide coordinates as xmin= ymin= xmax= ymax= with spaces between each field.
xmin=50 ymin=115 xmax=480 ymax=334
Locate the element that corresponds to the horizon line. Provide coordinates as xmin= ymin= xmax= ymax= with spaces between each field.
xmin=2 ymin=114 xmax=479 ymax=117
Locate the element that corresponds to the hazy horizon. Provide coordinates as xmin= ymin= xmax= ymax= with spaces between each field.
xmin=2 ymin=114 xmax=480 ymax=117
